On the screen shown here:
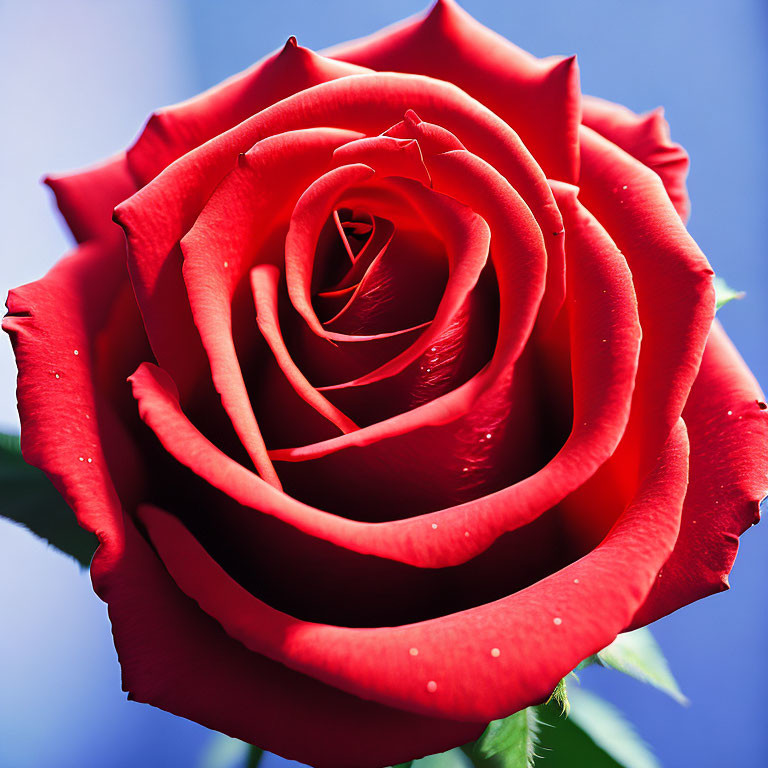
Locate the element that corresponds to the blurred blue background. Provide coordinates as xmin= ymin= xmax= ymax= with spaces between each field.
xmin=1 ymin=1 xmax=766 ymax=766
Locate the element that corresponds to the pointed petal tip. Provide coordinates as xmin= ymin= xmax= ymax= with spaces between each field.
xmin=404 ymin=109 xmax=423 ymax=126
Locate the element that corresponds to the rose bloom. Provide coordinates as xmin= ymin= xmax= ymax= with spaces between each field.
xmin=5 ymin=1 xmax=768 ymax=766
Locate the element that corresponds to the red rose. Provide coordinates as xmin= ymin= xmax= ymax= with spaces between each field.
xmin=5 ymin=1 xmax=767 ymax=766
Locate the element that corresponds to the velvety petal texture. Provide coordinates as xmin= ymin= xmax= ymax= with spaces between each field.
xmin=6 ymin=2 xmax=767 ymax=767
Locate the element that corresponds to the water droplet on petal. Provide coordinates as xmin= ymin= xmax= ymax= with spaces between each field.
xmin=55 ymin=373 xmax=60 ymax=379
xmin=553 ymin=617 xmax=562 ymax=626
xmin=431 ymin=523 xmax=438 ymax=530
xmin=78 ymin=457 xmax=84 ymax=462
xmin=573 ymin=578 xmax=580 ymax=584
xmin=223 ymin=261 xmax=229 ymax=268
xmin=727 ymin=410 xmax=733 ymax=416
xmin=426 ymin=680 xmax=438 ymax=693
xmin=87 ymin=458 xmax=93 ymax=464
xmin=491 ymin=648 xmax=501 ymax=658
xmin=73 ymin=350 xmax=79 ymax=356
xmin=485 ymin=433 xmax=492 ymax=440
xmin=464 ymin=531 xmax=470 ymax=537
xmin=409 ymin=647 xmax=419 ymax=656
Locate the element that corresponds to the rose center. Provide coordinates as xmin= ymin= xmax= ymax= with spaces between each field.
xmin=310 ymin=207 xmax=448 ymax=335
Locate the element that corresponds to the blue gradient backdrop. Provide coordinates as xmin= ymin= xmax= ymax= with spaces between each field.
xmin=1 ymin=1 xmax=766 ymax=766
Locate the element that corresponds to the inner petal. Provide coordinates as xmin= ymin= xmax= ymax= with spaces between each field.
xmin=312 ymin=209 xmax=448 ymax=336
xmin=311 ymin=208 xmax=377 ymax=302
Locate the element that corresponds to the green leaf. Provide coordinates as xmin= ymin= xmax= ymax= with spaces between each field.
xmin=713 ymin=276 xmax=745 ymax=311
xmin=198 ymin=733 xmax=256 ymax=768
xmin=0 ymin=432 xmax=98 ymax=567
xmin=198 ymin=735 xmax=262 ymax=768
xmin=468 ymin=708 xmax=539 ymax=767
xmin=395 ymin=749 xmax=469 ymax=768
xmin=536 ymin=687 xmax=660 ymax=768
xmin=586 ymin=628 xmax=687 ymax=705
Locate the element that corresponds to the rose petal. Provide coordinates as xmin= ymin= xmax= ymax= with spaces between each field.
xmin=320 ymin=224 xmax=443 ymax=335
xmin=139 ymin=419 xmax=689 ymax=722
xmin=130 ymin=175 xmax=640 ymax=564
xmin=44 ymin=153 xmax=137 ymax=244
xmin=286 ymin=155 xmax=490 ymax=384
xmin=582 ymin=95 xmax=690 ymax=221
xmin=578 ymin=125 xmax=714 ymax=474
xmin=114 ymin=72 xmax=563 ymax=399
xmin=127 ymin=40 xmax=371 ymax=184
xmin=326 ymin=0 xmax=581 ymax=182
xmin=251 ymin=264 xmax=359 ymax=434
xmin=631 ymin=323 xmax=768 ymax=626
xmin=4 ymin=282 xmax=145 ymax=594
xmin=376 ymin=111 xmax=566 ymax=328
xmin=3 ymin=153 xmax=147 ymax=585
xmin=108 ymin=516 xmax=483 ymax=768
xmin=180 ymin=129 xmax=363 ymax=484
xmin=278 ymin=182 xmax=640 ymax=539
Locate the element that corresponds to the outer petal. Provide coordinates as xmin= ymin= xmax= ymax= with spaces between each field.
xmin=107 ymin=517 xmax=484 ymax=768
xmin=44 ymin=152 xmax=137 ymax=244
xmin=578 ymin=125 xmax=714 ymax=474
xmin=582 ymin=95 xmax=690 ymax=221
xmin=3 ymin=153 xmax=146 ymax=589
xmin=140 ymin=420 xmax=689 ymax=723
xmin=326 ymin=0 xmax=581 ymax=182
xmin=631 ymin=323 xmax=768 ymax=626
xmin=127 ymin=40 xmax=370 ymax=185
